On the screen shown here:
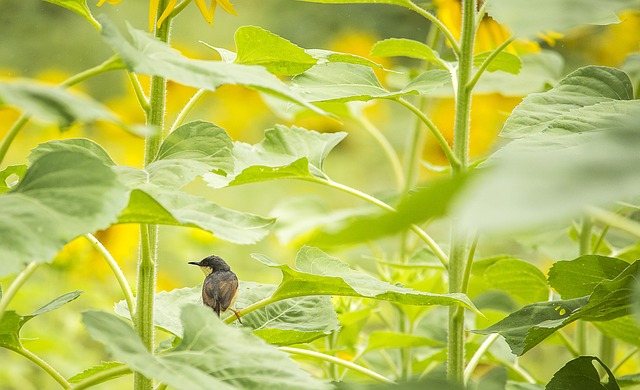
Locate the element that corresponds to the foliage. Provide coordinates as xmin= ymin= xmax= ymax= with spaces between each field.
xmin=1 ymin=0 xmax=640 ymax=390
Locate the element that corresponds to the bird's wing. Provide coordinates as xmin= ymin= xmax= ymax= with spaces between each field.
xmin=216 ymin=272 xmax=239 ymax=312
xmin=203 ymin=276 xmax=222 ymax=315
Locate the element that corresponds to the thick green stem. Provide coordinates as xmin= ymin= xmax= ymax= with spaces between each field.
xmin=448 ymin=0 xmax=477 ymax=384
xmin=576 ymin=217 xmax=592 ymax=355
xmin=13 ymin=347 xmax=71 ymax=389
xmin=134 ymin=3 xmax=172 ymax=389
xmin=464 ymin=333 xmax=499 ymax=383
xmin=279 ymin=347 xmax=396 ymax=384
xmin=0 ymin=261 xmax=39 ymax=324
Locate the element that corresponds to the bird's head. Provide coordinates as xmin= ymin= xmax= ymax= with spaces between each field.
xmin=188 ymin=255 xmax=231 ymax=275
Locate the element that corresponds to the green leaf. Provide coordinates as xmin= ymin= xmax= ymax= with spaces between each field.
xmin=456 ymin=127 xmax=640 ymax=233
xmin=83 ymin=307 xmax=332 ymax=390
xmin=42 ymin=0 xmax=100 ymax=30
xmin=483 ymin=258 xmax=549 ymax=304
xmin=68 ymin=362 xmax=127 ymax=384
xmin=371 ymin=38 xmax=448 ymax=69
xmin=579 ymin=261 xmax=640 ymax=321
xmin=0 ymin=80 xmax=118 ymax=129
xmin=300 ymin=0 xmax=413 ymax=6
xmin=474 ymin=298 xmax=587 ymax=356
xmin=310 ymin=176 xmax=466 ymax=246
xmin=115 ymin=283 xmax=340 ymax=346
xmin=99 ymin=16 xmax=323 ymax=114
xmin=0 ymin=151 xmax=128 ymax=277
xmin=618 ymin=373 xmax=640 ymax=388
xmin=593 ymin=316 xmax=640 ymax=347
xmin=501 ymin=66 xmax=634 ymax=139
xmin=548 ymin=255 xmax=630 ymax=299
xmin=487 ymin=0 xmax=640 ymax=38
xmin=204 ymin=125 xmax=346 ymax=188
xmin=401 ymin=70 xmax=452 ymax=95
xmin=28 ymin=138 xmax=116 ymax=166
xmin=0 ymin=291 xmax=82 ymax=349
xmin=0 ymin=165 xmax=27 ymax=194
xmin=545 ymin=356 xmax=619 ymax=390
xmin=365 ymin=331 xmax=442 ymax=352
xmin=306 ymin=49 xmax=384 ymax=70
xmin=233 ymin=26 xmax=317 ymax=76
xmin=473 ymin=51 xmax=522 ymax=74
xmin=252 ymin=246 xmax=480 ymax=313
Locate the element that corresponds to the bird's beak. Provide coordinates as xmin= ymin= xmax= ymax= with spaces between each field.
xmin=188 ymin=261 xmax=200 ymax=266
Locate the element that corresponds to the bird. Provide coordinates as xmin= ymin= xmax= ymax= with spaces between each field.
xmin=188 ymin=255 xmax=242 ymax=324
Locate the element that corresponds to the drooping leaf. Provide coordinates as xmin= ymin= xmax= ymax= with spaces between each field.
xmin=28 ymin=138 xmax=117 ymax=166
xmin=42 ymin=0 xmax=101 ymax=30
xmin=456 ymin=127 xmax=640 ymax=233
xmin=548 ymin=255 xmax=630 ymax=299
xmin=0 ymin=151 xmax=128 ymax=277
xmin=309 ymin=176 xmax=466 ymax=246
xmin=365 ymin=331 xmax=442 ymax=352
xmin=204 ymin=125 xmax=346 ymax=188
xmin=252 ymin=246 xmax=480 ymax=313
xmin=486 ymin=0 xmax=640 ymax=39
xmin=482 ymin=258 xmax=549 ymax=304
xmin=68 ymin=362 xmax=128 ymax=384
xmin=0 ymin=165 xmax=27 ymax=194
xmin=578 ymin=261 xmax=640 ymax=321
xmin=115 ymin=282 xmax=340 ymax=346
xmin=99 ymin=16 xmax=323 ymax=114
xmin=370 ymin=38 xmax=448 ymax=69
xmin=0 ymin=291 xmax=82 ymax=350
xmin=545 ymin=356 xmax=619 ymax=390
xmin=501 ymin=66 xmax=634 ymax=139
xmin=83 ymin=307 xmax=332 ymax=390
xmin=473 ymin=51 xmax=522 ymax=75
xmin=0 ymin=80 xmax=119 ymax=129
xmin=233 ymin=26 xmax=317 ymax=76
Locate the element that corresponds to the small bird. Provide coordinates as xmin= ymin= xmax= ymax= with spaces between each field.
xmin=188 ymin=255 xmax=242 ymax=324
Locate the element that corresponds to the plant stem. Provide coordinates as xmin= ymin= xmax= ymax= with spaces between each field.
xmin=134 ymin=3 xmax=172 ymax=389
xmin=588 ymin=207 xmax=640 ymax=239
xmin=556 ymin=330 xmax=580 ymax=358
xmin=278 ymin=347 xmax=396 ymax=385
xmin=395 ymin=98 xmax=461 ymax=171
xmin=0 ymin=261 xmax=38 ymax=324
xmin=83 ymin=234 xmax=136 ymax=318
xmin=464 ymin=333 xmax=499 ymax=384
xmin=71 ymin=366 xmax=132 ymax=390
xmin=128 ymin=72 xmax=151 ymax=113
xmin=355 ymin=115 xmax=405 ymax=190
xmin=448 ymin=0 xmax=477 ymax=384
xmin=13 ymin=347 xmax=71 ymax=389
xmin=467 ymin=37 xmax=515 ymax=91
xmin=600 ymin=336 xmax=615 ymax=368
xmin=169 ymin=88 xmax=207 ymax=132
xmin=576 ymin=216 xmax=592 ymax=355
xmin=405 ymin=1 xmax=461 ymax=56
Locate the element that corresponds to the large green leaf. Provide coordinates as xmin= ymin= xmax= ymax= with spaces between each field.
xmin=291 ymin=63 xmax=449 ymax=102
xmin=545 ymin=356 xmax=619 ymax=390
xmin=83 ymin=307 xmax=331 ymax=390
xmin=204 ymin=125 xmax=346 ymax=188
xmin=309 ymin=176 xmax=466 ymax=246
xmin=115 ymin=282 xmax=340 ymax=346
xmin=486 ymin=0 xmax=640 ymax=39
xmin=371 ymin=38 xmax=447 ymax=69
xmin=0 ymin=291 xmax=82 ymax=350
xmin=0 ymin=151 xmax=128 ymax=277
xmin=593 ymin=316 xmax=640 ymax=347
xmin=501 ymin=66 xmax=634 ymax=139
xmin=252 ymin=246 xmax=479 ymax=312
xmin=482 ymin=258 xmax=549 ymax=304
xmin=42 ymin=0 xmax=100 ymax=30
xmin=475 ymin=261 xmax=640 ymax=355
xmin=234 ymin=26 xmax=317 ymax=76
xmin=0 ymin=80 xmax=119 ymax=129
xmin=99 ymin=16 xmax=323 ymax=114
xmin=456 ymin=127 xmax=640 ymax=233
xmin=548 ymin=255 xmax=630 ymax=299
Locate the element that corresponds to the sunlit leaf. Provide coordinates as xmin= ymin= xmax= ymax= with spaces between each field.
xmin=487 ymin=0 xmax=640 ymax=39
xmin=252 ymin=246 xmax=480 ymax=313
xmin=234 ymin=26 xmax=317 ymax=76
xmin=483 ymin=258 xmax=549 ymax=304
xmin=83 ymin=307 xmax=332 ymax=390
xmin=0 ymin=291 xmax=82 ymax=350
xmin=501 ymin=66 xmax=634 ymax=139
xmin=310 ymin=176 xmax=466 ymax=246
xmin=306 ymin=49 xmax=384 ymax=70
xmin=42 ymin=0 xmax=101 ymax=30
xmin=547 ymin=255 xmax=630 ymax=299
xmin=0 ymin=80 xmax=118 ymax=129
xmin=28 ymin=138 xmax=117 ymax=166
xmin=115 ymin=282 xmax=340 ymax=346
xmin=371 ymin=38 xmax=447 ymax=69
xmin=0 ymin=151 xmax=128 ymax=277
xmin=99 ymin=16 xmax=323 ymax=114
xmin=473 ymin=51 xmax=522 ymax=75
xmin=545 ymin=356 xmax=619 ymax=390
xmin=204 ymin=125 xmax=346 ymax=188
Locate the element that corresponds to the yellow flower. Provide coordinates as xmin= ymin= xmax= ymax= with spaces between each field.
xmin=97 ymin=0 xmax=237 ymax=31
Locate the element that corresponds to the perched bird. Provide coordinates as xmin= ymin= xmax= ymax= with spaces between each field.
xmin=188 ymin=255 xmax=242 ymax=323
